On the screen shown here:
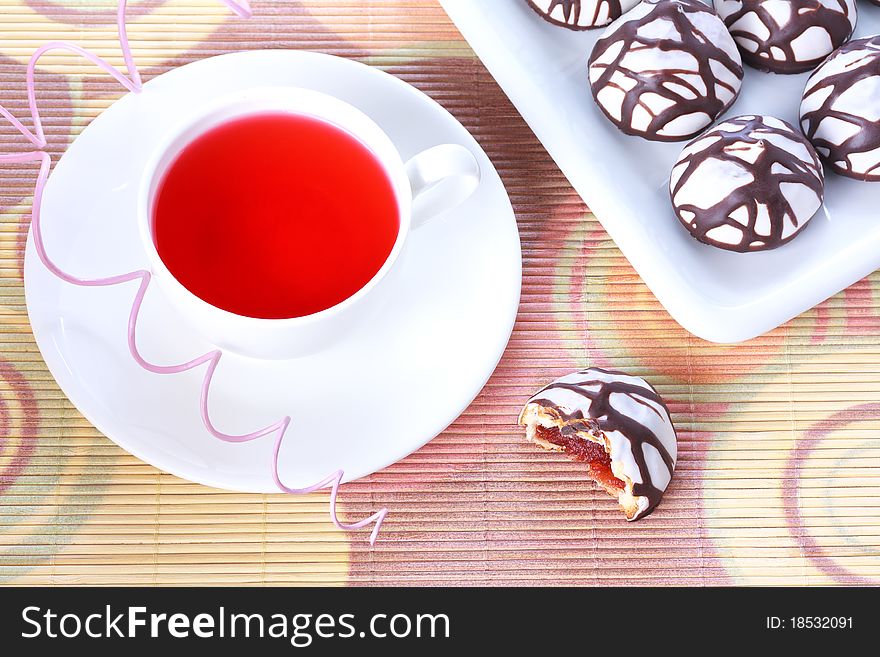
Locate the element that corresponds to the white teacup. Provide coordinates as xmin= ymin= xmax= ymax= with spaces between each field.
xmin=138 ymin=86 xmax=480 ymax=359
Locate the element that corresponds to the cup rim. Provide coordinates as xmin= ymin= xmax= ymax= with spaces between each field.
xmin=136 ymin=85 xmax=411 ymax=327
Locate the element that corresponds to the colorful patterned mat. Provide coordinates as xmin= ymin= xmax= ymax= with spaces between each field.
xmin=1 ymin=0 xmax=878 ymax=586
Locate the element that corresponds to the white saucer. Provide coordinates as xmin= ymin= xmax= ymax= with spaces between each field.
xmin=24 ymin=50 xmax=521 ymax=491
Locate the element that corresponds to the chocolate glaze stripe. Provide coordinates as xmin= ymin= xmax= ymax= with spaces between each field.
xmin=589 ymin=0 xmax=743 ymax=141
xmin=671 ymin=115 xmax=824 ymax=251
xmin=537 ymin=380 xmax=666 ymax=421
xmin=552 ymin=0 xmax=584 ymax=24
xmin=801 ymin=36 xmax=880 ymax=182
xmin=531 ymin=369 xmax=675 ymax=516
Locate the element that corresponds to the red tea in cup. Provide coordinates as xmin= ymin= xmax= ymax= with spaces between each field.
xmin=152 ymin=112 xmax=400 ymax=319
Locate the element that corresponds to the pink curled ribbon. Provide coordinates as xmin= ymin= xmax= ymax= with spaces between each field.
xmin=0 ymin=0 xmax=388 ymax=545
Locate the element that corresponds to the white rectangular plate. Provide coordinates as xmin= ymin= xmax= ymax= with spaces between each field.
xmin=440 ymin=0 xmax=880 ymax=343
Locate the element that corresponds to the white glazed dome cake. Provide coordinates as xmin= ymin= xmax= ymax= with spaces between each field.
xmin=800 ymin=35 xmax=880 ymax=182
xmin=519 ymin=368 xmax=678 ymax=521
xmin=715 ymin=0 xmax=858 ymax=74
xmin=525 ymin=0 xmax=642 ymax=29
xmin=670 ymin=115 xmax=825 ymax=252
xmin=588 ymin=0 xmax=744 ymax=141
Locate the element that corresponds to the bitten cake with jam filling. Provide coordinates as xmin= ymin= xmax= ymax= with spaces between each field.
xmin=518 ymin=367 xmax=677 ymax=521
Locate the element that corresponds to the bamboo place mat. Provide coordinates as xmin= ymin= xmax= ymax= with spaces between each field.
xmin=0 ymin=0 xmax=879 ymax=587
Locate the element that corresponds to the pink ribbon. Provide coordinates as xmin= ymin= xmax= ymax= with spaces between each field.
xmin=0 ymin=0 xmax=387 ymax=545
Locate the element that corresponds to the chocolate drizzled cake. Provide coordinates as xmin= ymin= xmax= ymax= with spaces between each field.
xmin=525 ymin=0 xmax=640 ymax=29
xmin=800 ymin=35 xmax=880 ymax=182
xmin=715 ymin=0 xmax=858 ymax=74
xmin=588 ymin=0 xmax=744 ymax=141
xmin=670 ymin=115 xmax=825 ymax=252
xmin=519 ymin=368 xmax=678 ymax=521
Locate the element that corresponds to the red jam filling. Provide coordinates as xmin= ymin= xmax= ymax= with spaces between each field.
xmin=535 ymin=425 xmax=624 ymax=491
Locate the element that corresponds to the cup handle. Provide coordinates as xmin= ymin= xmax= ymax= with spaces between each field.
xmin=405 ymin=144 xmax=481 ymax=228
